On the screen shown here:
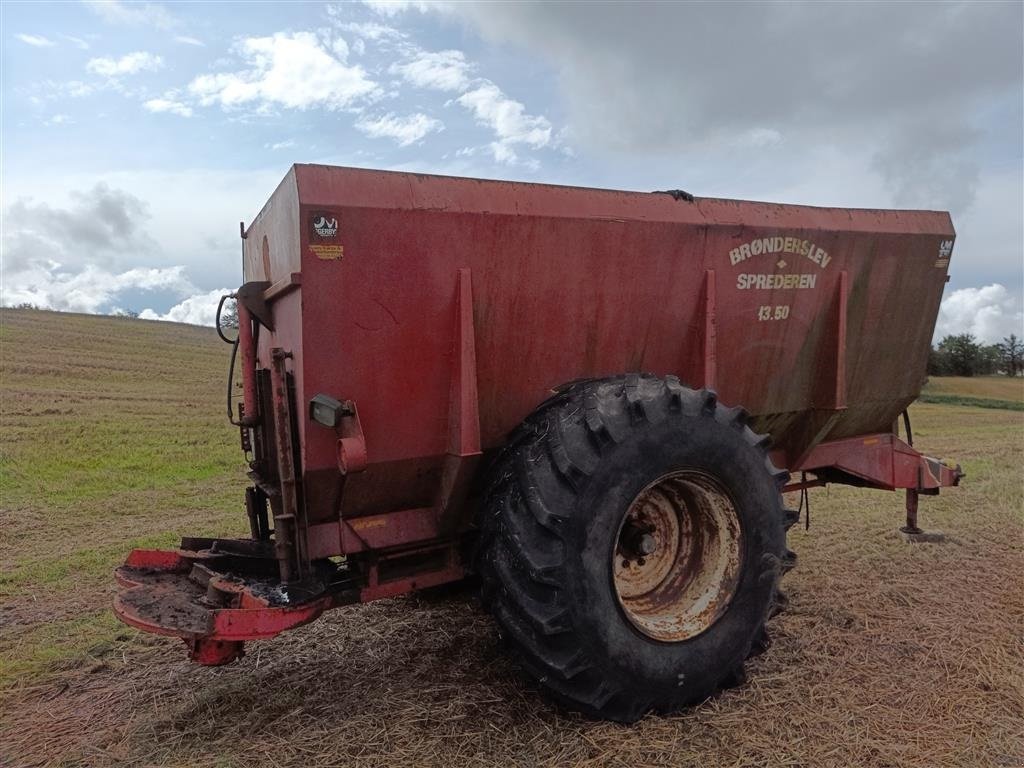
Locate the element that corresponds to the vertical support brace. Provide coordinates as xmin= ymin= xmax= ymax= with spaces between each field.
xmin=833 ymin=270 xmax=848 ymax=410
xmin=269 ymin=348 xmax=305 ymax=583
xmin=702 ymin=269 xmax=717 ymax=390
xmin=449 ymin=268 xmax=482 ymax=458
xmin=434 ymin=268 xmax=483 ymax=522
xmin=901 ymin=489 xmax=921 ymax=535
xmin=791 ymin=269 xmax=849 ymax=470
xmin=245 ymin=486 xmax=270 ymax=541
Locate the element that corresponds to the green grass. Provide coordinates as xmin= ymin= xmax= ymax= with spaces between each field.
xmin=0 ymin=308 xmax=247 ymax=557
xmin=919 ymin=375 xmax=1024 ymax=411
xmin=0 ymin=309 xmax=248 ymax=692
xmin=2 ymin=414 xmax=241 ymax=506
xmin=917 ymin=392 xmax=1024 ymax=410
xmin=922 ymin=375 xmax=1024 ymax=403
xmin=0 ymin=611 xmax=128 ymax=690
xmin=1 ymin=533 xmax=182 ymax=596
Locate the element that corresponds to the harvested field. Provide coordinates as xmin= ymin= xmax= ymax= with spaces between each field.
xmin=921 ymin=376 xmax=1024 ymax=411
xmin=922 ymin=375 xmax=1024 ymax=403
xmin=1 ymin=308 xmax=1022 ymax=768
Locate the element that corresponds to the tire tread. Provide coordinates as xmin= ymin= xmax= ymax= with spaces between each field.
xmin=477 ymin=374 xmax=795 ymax=722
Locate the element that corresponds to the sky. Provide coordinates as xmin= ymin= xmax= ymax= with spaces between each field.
xmin=2 ymin=0 xmax=1022 ymax=342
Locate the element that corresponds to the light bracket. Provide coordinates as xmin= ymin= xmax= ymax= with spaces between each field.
xmin=309 ymin=394 xmax=348 ymax=428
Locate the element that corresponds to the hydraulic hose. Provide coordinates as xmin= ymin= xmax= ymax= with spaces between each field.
xmin=902 ymin=409 xmax=913 ymax=446
xmin=215 ymin=293 xmax=237 ymax=345
xmin=226 ymin=333 xmax=242 ymax=425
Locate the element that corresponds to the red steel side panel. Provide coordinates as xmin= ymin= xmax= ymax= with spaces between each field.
xmin=242 ymin=165 xmax=954 ymax=528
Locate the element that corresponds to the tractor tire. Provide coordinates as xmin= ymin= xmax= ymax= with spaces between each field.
xmin=477 ymin=374 xmax=790 ymax=722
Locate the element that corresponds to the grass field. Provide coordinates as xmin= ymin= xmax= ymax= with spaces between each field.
xmin=1 ymin=308 xmax=1022 ymax=768
xmin=921 ymin=376 xmax=1024 ymax=411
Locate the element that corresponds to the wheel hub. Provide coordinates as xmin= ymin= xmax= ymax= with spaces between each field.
xmin=613 ymin=471 xmax=743 ymax=642
xmin=619 ymin=521 xmax=657 ymax=559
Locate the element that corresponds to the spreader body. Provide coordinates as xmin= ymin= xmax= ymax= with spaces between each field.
xmin=114 ymin=165 xmax=961 ymax=665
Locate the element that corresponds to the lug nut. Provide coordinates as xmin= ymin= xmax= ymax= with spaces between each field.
xmin=621 ymin=522 xmax=658 ymax=561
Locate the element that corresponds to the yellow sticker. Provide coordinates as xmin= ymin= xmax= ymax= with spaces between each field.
xmin=351 ymin=517 xmax=386 ymax=531
xmin=310 ymin=244 xmax=344 ymax=261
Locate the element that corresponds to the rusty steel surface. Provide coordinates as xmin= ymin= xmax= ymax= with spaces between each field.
xmin=795 ymin=432 xmax=963 ymax=490
xmin=113 ymin=547 xmax=340 ymax=664
xmin=113 ymin=165 xmax=964 ymax=657
xmin=614 ymin=472 xmax=743 ymax=642
xmin=241 ymin=165 xmax=955 ymax=522
xmin=235 ymin=297 xmax=260 ymax=426
xmin=268 ymin=347 xmax=303 ymax=583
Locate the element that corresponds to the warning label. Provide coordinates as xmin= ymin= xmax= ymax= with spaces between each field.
xmin=310 ymin=244 xmax=344 ymax=260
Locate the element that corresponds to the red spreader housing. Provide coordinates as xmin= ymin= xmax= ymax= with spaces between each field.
xmin=114 ymin=165 xmax=961 ymax=668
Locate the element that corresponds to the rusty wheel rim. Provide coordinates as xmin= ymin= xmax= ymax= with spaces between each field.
xmin=613 ymin=471 xmax=743 ymax=642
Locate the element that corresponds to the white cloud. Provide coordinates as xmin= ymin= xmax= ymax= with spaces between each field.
xmin=361 ymin=0 xmax=446 ymax=17
xmin=188 ymin=32 xmax=379 ymax=112
xmin=16 ymin=33 xmax=55 ymax=47
xmin=144 ymin=97 xmax=193 ymax=117
xmin=266 ymin=139 xmax=296 ymax=150
xmin=455 ymin=141 xmax=537 ymax=170
xmin=44 ymin=114 xmax=73 ymax=126
xmin=140 ymin=288 xmax=232 ymax=326
xmin=0 ymin=183 xmax=193 ymax=316
xmin=330 ymin=19 xmax=406 ymax=41
xmin=456 ymin=82 xmax=552 ymax=161
xmin=391 ymin=49 xmax=471 ymax=92
xmin=33 ymin=80 xmax=97 ymax=100
xmin=67 ymin=81 xmax=95 ymax=97
xmin=1 ymin=182 xmax=200 ymax=316
xmin=63 ymin=35 xmax=91 ymax=50
xmin=942 ymin=167 xmax=1023 ymax=292
xmin=87 ymin=51 xmax=164 ymax=77
xmin=4 ymin=184 xmax=158 ymax=267
xmin=380 ymin=37 xmax=556 ymax=165
xmin=736 ymin=127 xmax=783 ymax=148
xmin=174 ymin=35 xmax=204 ymax=46
xmin=935 ymin=284 xmax=1024 ymax=344
xmin=487 ymin=141 xmax=518 ymax=166
xmin=356 ymin=112 xmax=443 ymax=146
xmin=449 ymin=3 xmax=1021 ymax=219
xmin=2 ymin=264 xmax=197 ymax=315
xmin=3 ymin=170 xmax=284 ymax=314
xmin=83 ymin=0 xmax=178 ymax=30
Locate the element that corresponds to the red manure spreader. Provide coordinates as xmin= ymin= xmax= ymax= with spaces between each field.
xmin=114 ymin=165 xmax=961 ymax=721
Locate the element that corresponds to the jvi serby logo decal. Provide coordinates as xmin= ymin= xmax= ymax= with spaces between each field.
xmin=313 ymin=216 xmax=338 ymax=237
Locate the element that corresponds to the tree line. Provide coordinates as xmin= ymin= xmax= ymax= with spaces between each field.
xmin=928 ymin=334 xmax=1023 ymax=377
